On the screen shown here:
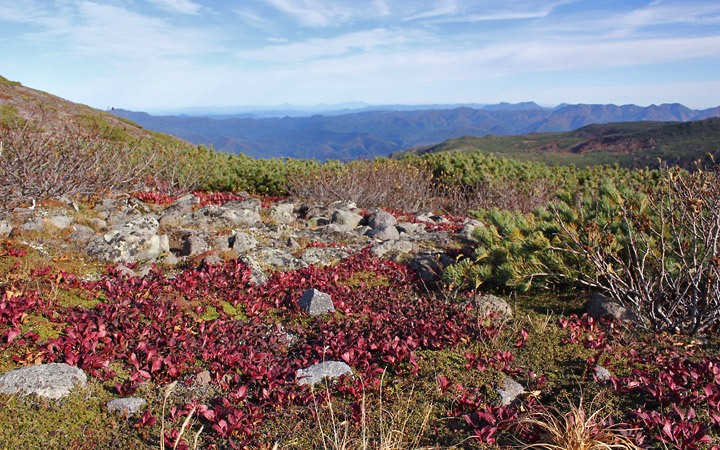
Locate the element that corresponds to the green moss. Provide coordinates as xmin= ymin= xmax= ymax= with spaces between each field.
xmin=20 ymin=314 xmax=64 ymax=341
xmin=0 ymin=382 xmax=149 ymax=449
xmin=343 ymin=270 xmax=390 ymax=289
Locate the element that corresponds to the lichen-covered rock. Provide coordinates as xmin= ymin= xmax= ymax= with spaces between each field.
xmin=107 ymin=397 xmax=147 ymax=417
xmin=593 ymin=365 xmax=612 ymax=381
xmin=300 ymin=247 xmax=350 ymax=266
xmin=270 ymin=203 xmax=296 ymax=224
xmin=0 ymin=220 xmax=12 ymax=237
xmin=0 ymin=363 xmax=87 ymax=399
xmin=331 ymin=209 xmax=363 ymax=230
xmin=473 ymin=294 xmax=513 ymax=318
xmin=367 ymin=210 xmax=397 ymax=229
xmin=366 ymin=224 xmax=400 ymax=241
xmin=587 ymin=293 xmax=637 ymax=324
xmin=296 ymin=361 xmax=353 ymax=387
xmin=87 ymin=216 xmax=169 ymax=263
xmin=370 ymin=240 xmax=414 ymax=259
xmin=496 ymin=376 xmax=524 ymax=406
xmin=298 ymin=289 xmax=335 ymax=315
xmin=231 ymin=231 xmax=259 ymax=253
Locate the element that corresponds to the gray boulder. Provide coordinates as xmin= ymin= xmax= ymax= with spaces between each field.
xmin=270 ymin=203 xmax=296 ymax=224
xmin=586 ymin=293 xmax=637 ymax=324
xmin=238 ymin=256 xmax=269 ymax=286
xmin=496 ymin=376 xmax=524 ymax=406
xmin=46 ymin=215 xmax=74 ymax=229
xmin=230 ymin=231 xmax=259 ymax=253
xmin=300 ymin=248 xmax=350 ymax=267
xmin=366 ymin=224 xmax=400 ymax=241
xmin=331 ymin=210 xmax=363 ymax=230
xmin=370 ymin=240 xmax=414 ymax=260
xmin=593 ymin=365 xmax=612 ymax=382
xmin=408 ymin=252 xmax=452 ymax=286
xmin=224 ymin=198 xmax=262 ymax=213
xmin=67 ymin=224 xmax=96 ymax=244
xmin=368 ymin=210 xmax=397 ymax=229
xmin=0 ymin=363 xmax=87 ymax=399
xmin=184 ymin=234 xmax=210 ymax=256
xmin=0 ymin=220 xmax=12 ymax=237
xmin=296 ymin=361 xmax=353 ymax=387
xmin=107 ymin=397 xmax=147 ymax=417
xmin=87 ymin=216 xmax=169 ymax=263
xmin=298 ymin=289 xmax=335 ymax=315
xmin=396 ymin=222 xmax=425 ymax=235
xmin=473 ymin=294 xmax=513 ymax=318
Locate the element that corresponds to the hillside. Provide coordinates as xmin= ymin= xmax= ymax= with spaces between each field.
xmin=398 ymin=118 xmax=720 ymax=169
xmin=0 ymin=75 xmax=188 ymax=148
xmin=109 ymin=103 xmax=720 ymax=161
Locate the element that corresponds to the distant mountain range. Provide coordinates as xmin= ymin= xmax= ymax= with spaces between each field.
xmin=109 ymin=103 xmax=720 ymax=161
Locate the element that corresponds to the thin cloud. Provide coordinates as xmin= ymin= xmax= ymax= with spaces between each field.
xmin=147 ymin=0 xmax=202 ymax=15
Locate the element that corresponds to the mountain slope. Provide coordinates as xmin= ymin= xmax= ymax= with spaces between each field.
xmin=398 ymin=118 xmax=720 ymax=169
xmin=0 ymin=75 xmax=188 ymax=148
xmin=109 ymin=103 xmax=720 ymax=161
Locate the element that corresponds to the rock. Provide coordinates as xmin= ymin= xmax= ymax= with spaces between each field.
xmin=116 ymin=265 xmax=137 ymax=278
xmin=107 ymin=397 xmax=147 ymax=417
xmin=202 ymin=253 xmax=223 ymax=266
xmin=496 ymin=376 xmax=524 ymax=406
xmin=0 ymin=220 xmax=12 ymax=237
xmin=195 ymin=370 xmax=212 ymax=386
xmin=238 ymin=256 xmax=268 ymax=286
xmin=20 ymin=217 xmax=43 ymax=232
xmin=300 ymin=247 xmax=350 ymax=266
xmin=586 ymin=293 xmax=637 ymax=324
xmin=184 ymin=234 xmax=210 ymax=256
xmin=87 ymin=216 xmax=169 ymax=263
xmin=366 ymin=224 xmax=400 ymax=241
xmin=270 ymin=203 xmax=296 ymax=224
xmin=161 ymin=253 xmax=180 ymax=266
xmin=396 ymin=222 xmax=425 ymax=234
xmin=331 ymin=210 xmax=363 ymax=230
xmin=67 ymin=224 xmax=96 ymax=244
xmin=368 ymin=210 xmax=397 ymax=228
xmin=0 ymin=363 xmax=87 ymax=399
xmin=46 ymin=215 xmax=74 ymax=229
xmin=370 ymin=240 xmax=414 ymax=259
xmin=298 ymin=289 xmax=335 ymax=315
xmin=473 ymin=294 xmax=513 ymax=318
xmin=87 ymin=218 xmax=108 ymax=230
xmin=593 ymin=365 xmax=612 ymax=382
xmin=408 ymin=252 xmax=451 ymax=286
xmin=328 ymin=200 xmax=356 ymax=211
xmin=253 ymin=248 xmax=307 ymax=271
xmin=224 ymin=198 xmax=262 ymax=213
xmin=296 ymin=361 xmax=353 ymax=387
xmin=230 ymin=231 xmax=259 ymax=253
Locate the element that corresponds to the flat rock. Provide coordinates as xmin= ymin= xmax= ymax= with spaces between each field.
xmin=0 ymin=363 xmax=87 ymax=399
xmin=473 ymin=294 xmax=512 ymax=318
xmin=298 ymin=289 xmax=335 ymax=315
xmin=496 ymin=376 xmax=524 ymax=406
xmin=366 ymin=224 xmax=400 ymax=241
xmin=107 ymin=397 xmax=147 ymax=416
xmin=586 ymin=293 xmax=637 ymax=324
xmin=296 ymin=361 xmax=353 ymax=387
xmin=46 ymin=215 xmax=74 ymax=229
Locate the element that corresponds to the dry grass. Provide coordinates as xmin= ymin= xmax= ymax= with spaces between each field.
xmin=518 ymin=395 xmax=640 ymax=450
xmin=313 ymin=378 xmax=437 ymax=450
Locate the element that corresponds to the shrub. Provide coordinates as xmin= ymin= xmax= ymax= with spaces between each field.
xmin=555 ymin=166 xmax=720 ymax=335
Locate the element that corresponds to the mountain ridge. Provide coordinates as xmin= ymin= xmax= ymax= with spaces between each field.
xmin=109 ymin=102 xmax=720 ymax=161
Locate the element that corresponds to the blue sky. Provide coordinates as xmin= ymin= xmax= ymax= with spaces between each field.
xmin=1 ymin=0 xmax=720 ymax=112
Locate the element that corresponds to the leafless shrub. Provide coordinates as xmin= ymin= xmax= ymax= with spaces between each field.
xmin=556 ymin=166 xmax=720 ymax=335
xmin=436 ymin=177 xmax=558 ymax=216
xmin=287 ymin=160 xmax=439 ymax=211
xmin=0 ymin=122 xmax=151 ymax=204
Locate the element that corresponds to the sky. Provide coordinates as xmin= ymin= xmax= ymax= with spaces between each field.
xmin=1 ymin=0 xmax=720 ymax=113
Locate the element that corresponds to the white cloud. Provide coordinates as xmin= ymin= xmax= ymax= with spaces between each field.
xmin=261 ymin=0 xmax=392 ymax=27
xmin=147 ymin=0 xmax=202 ymax=15
xmin=236 ymin=28 xmax=412 ymax=62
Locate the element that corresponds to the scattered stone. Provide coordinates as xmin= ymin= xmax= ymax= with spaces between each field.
xmin=496 ymin=376 xmax=525 ymax=406
xmin=224 ymin=198 xmax=262 ymax=213
xmin=238 ymin=256 xmax=269 ymax=285
xmin=300 ymin=247 xmax=350 ymax=266
xmin=231 ymin=231 xmax=259 ymax=253
xmin=370 ymin=240 xmax=414 ymax=259
xmin=396 ymin=222 xmax=425 ymax=234
xmin=20 ymin=217 xmax=44 ymax=232
xmin=46 ymin=215 xmax=74 ymax=229
xmin=298 ymin=289 xmax=335 ymax=315
xmin=202 ymin=253 xmax=223 ymax=266
xmin=408 ymin=252 xmax=451 ymax=286
xmin=368 ymin=210 xmax=397 ymax=228
xmin=195 ymin=370 xmax=212 ymax=386
xmin=87 ymin=216 xmax=169 ymax=263
xmin=270 ymin=203 xmax=296 ymax=224
xmin=67 ymin=224 xmax=96 ymax=244
xmin=593 ymin=365 xmax=612 ymax=382
xmin=331 ymin=209 xmax=363 ymax=230
xmin=296 ymin=361 xmax=353 ymax=387
xmin=0 ymin=220 xmax=12 ymax=237
xmin=87 ymin=218 xmax=108 ymax=230
xmin=0 ymin=363 xmax=87 ymax=399
xmin=366 ymin=224 xmax=400 ymax=241
xmin=116 ymin=265 xmax=137 ymax=278
xmin=185 ymin=234 xmax=210 ymax=256
xmin=586 ymin=293 xmax=638 ymax=324
xmin=473 ymin=294 xmax=513 ymax=319
xmin=107 ymin=397 xmax=147 ymax=417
